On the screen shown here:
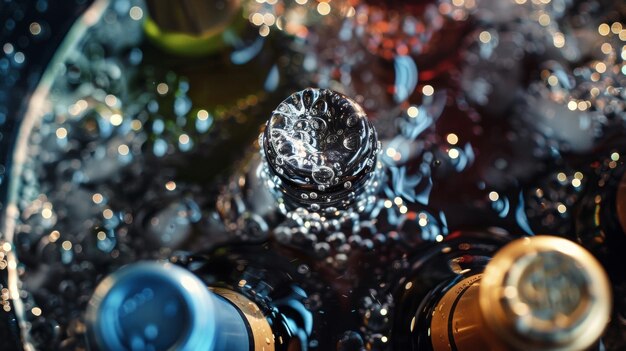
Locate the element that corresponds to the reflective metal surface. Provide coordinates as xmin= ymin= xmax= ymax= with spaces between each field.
xmin=480 ymin=236 xmax=612 ymax=351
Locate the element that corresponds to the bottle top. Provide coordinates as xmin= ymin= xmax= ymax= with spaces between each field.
xmin=480 ymin=236 xmax=612 ymax=351
xmin=262 ymin=88 xmax=380 ymax=214
xmin=86 ymin=262 xmax=221 ymax=351
xmin=143 ymin=0 xmax=244 ymax=56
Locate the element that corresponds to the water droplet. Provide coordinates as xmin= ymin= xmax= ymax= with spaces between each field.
xmin=295 ymin=119 xmax=309 ymax=131
xmin=343 ymin=133 xmax=360 ymax=151
xmin=297 ymin=264 xmax=310 ymax=274
xmin=346 ymin=114 xmax=358 ymax=127
xmin=312 ymin=166 xmax=335 ymax=185
xmin=312 ymin=99 xmax=328 ymax=115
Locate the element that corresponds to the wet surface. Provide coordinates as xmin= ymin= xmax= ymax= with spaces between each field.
xmin=0 ymin=0 xmax=625 ymax=350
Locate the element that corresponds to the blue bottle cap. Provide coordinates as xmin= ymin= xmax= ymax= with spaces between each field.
xmin=86 ymin=262 xmax=231 ymax=351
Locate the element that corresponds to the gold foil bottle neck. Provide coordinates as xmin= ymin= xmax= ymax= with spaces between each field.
xmin=479 ymin=236 xmax=612 ymax=351
xmin=211 ymin=288 xmax=276 ymax=351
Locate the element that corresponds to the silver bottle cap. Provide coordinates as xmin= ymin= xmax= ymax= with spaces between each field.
xmin=262 ymin=88 xmax=380 ymax=214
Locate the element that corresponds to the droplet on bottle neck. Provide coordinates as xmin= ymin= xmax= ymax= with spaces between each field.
xmin=261 ymin=88 xmax=380 ymax=216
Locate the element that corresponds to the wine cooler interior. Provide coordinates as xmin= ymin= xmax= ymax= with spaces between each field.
xmin=0 ymin=0 xmax=625 ymax=350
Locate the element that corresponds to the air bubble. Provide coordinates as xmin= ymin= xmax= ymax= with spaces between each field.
xmin=343 ymin=133 xmax=360 ymax=151
xmin=346 ymin=114 xmax=358 ymax=127
xmin=295 ymin=119 xmax=309 ymax=131
xmin=297 ymin=264 xmax=310 ymax=274
xmin=312 ymin=166 xmax=335 ymax=185
xmin=312 ymin=99 xmax=328 ymax=115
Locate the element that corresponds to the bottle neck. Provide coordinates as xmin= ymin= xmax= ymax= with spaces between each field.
xmin=211 ymin=288 xmax=276 ymax=351
xmin=86 ymin=262 xmax=253 ymax=351
xmin=143 ymin=0 xmax=247 ymax=57
xmin=430 ymin=237 xmax=612 ymax=351
xmin=429 ymin=274 xmax=508 ymax=351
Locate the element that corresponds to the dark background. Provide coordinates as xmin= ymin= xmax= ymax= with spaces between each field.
xmin=0 ymin=0 xmax=93 ymax=207
xmin=0 ymin=1 xmax=92 ymax=348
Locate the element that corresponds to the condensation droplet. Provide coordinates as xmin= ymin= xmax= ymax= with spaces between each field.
xmin=312 ymin=166 xmax=335 ymax=185
xmin=343 ymin=133 xmax=360 ymax=151
xmin=346 ymin=114 xmax=358 ymax=127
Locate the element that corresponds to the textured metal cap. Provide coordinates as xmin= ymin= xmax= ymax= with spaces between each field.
xmin=262 ymin=88 xmax=380 ymax=214
xmin=86 ymin=262 xmax=249 ymax=351
xmin=479 ymin=236 xmax=611 ymax=351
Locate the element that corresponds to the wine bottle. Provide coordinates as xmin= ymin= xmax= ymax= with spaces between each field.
xmin=2 ymin=1 xmax=302 ymax=350
xmin=522 ymin=144 xmax=626 ymax=278
xmin=391 ymin=234 xmax=611 ymax=351
xmin=118 ymin=0 xmax=290 ymax=186
xmin=215 ymin=87 xmax=446 ymax=251
xmin=86 ymin=262 xmax=250 ymax=350
xmin=9 ymin=0 xmax=291 ymax=258
xmin=573 ymin=148 xmax=626 ymax=280
xmin=216 ymin=87 xmax=381 ymax=231
xmin=87 ymin=242 xmax=341 ymax=350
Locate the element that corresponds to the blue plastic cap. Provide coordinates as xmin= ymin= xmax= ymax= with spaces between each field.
xmin=86 ymin=262 xmax=247 ymax=351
